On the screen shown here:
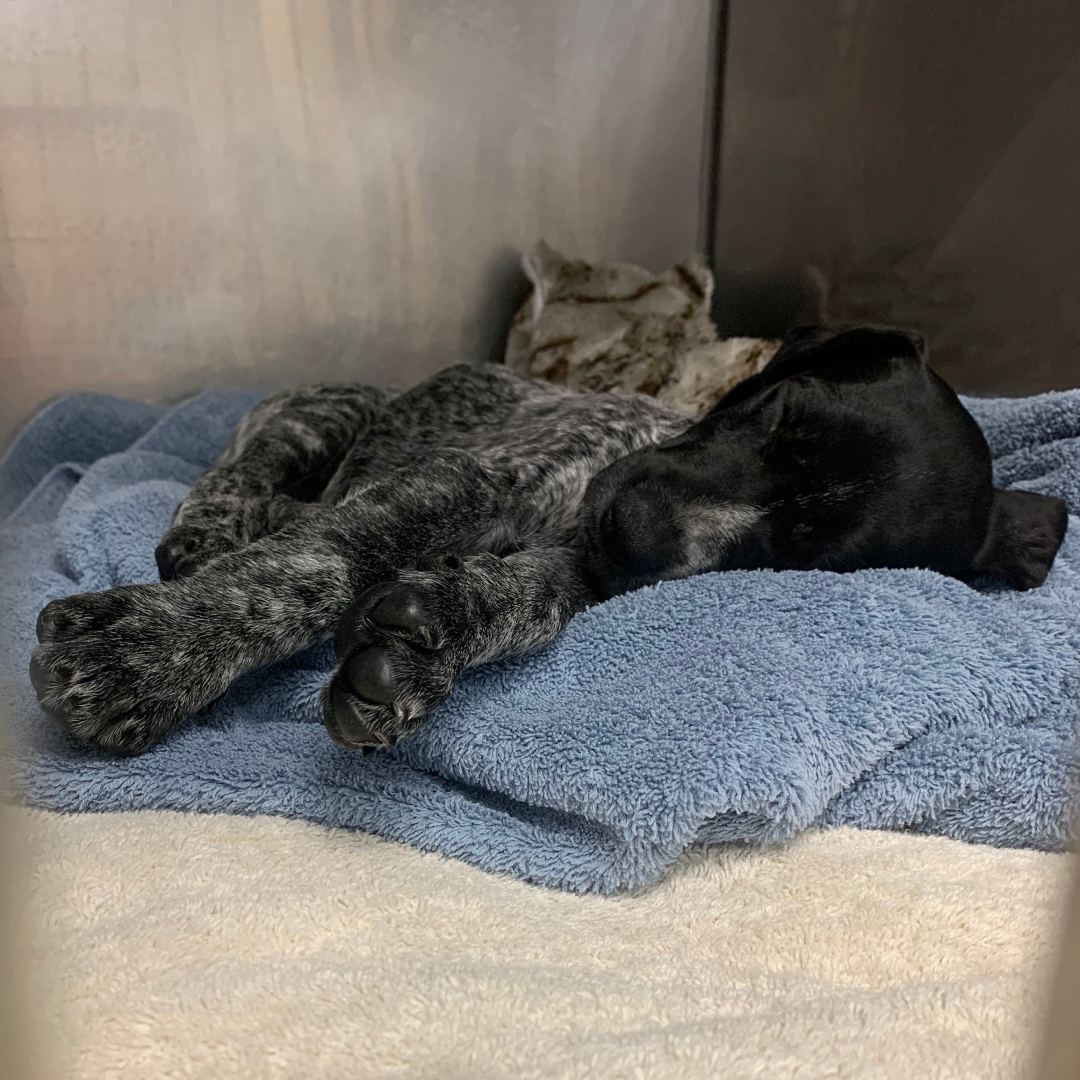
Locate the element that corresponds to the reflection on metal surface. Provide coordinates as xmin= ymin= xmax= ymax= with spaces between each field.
xmin=0 ymin=0 xmax=713 ymax=444
xmin=712 ymin=0 xmax=1080 ymax=394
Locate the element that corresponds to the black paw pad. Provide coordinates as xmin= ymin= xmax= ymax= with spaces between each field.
xmin=333 ymin=582 xmax=394 ymax=661
xmin=341 ymin=646 xmax=399 ymax=706
xmin=324 ymin=678 xmax=393 ymax=749
xmin=370 ymin=586 xmax=438 ymax=647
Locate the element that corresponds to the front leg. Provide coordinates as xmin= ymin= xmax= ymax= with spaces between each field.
xmin=31 ymin=523 xmax=356 ymax=754
xmin=31 ymin=453 xmax=506 ymax=753
xmin=326 ymin=546 xmax=593 ymax=751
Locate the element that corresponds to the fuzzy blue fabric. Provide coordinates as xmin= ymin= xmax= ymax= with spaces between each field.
xmin=2 ymin=386 xmax=1078 ymax=892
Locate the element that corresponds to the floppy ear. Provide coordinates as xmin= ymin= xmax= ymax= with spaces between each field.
xmin=971 ymin=488 xmax=1068 ymax=590
xmin=772 ymin=325 xmax=928 ymax=367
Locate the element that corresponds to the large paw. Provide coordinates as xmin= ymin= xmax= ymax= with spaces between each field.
xmin=30 ymin=586 xmax=217 ymax=754
xmin=324 ymin=556 xmax=473 ymax=752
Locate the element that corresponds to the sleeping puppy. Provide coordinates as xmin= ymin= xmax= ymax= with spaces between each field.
xmin=30 ymin=326 xmax=1067 ymax=755
xmin=581 ymin=325 xmax=1067 ymax=597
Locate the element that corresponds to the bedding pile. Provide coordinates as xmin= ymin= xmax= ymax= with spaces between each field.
xmin=1 ymin=386 xmax=1078 ymax=892
xmin=16 ymin=810 xmax=1071 ymax=1080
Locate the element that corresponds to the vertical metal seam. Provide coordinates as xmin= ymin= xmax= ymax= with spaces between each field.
xmin=697 ymin=0 xmax=729 ymax=270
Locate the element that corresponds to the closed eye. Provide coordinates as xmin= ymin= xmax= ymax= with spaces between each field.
xmin=766 ymin=435 xmax=817 ymax=470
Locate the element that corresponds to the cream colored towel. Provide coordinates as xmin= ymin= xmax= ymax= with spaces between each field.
xmin=12 ymin=810 xmax=1072 ymax=1080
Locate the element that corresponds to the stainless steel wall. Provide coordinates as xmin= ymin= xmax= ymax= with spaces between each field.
xmin=712 ymin=0 xmax=1080 ymax=394
xmin=0 ymin=0 xmax=713 ymax=444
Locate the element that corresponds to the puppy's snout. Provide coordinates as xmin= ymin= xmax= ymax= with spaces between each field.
xmin=598 ymin=487 xmax=678 ymax=571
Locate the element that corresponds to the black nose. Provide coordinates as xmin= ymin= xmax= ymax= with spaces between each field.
xmin=598 ymin=487 xmax=678 ymax=571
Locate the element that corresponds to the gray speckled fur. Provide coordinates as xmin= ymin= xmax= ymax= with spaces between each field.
xmin=32 ymin=364 xmax=690 ymax=753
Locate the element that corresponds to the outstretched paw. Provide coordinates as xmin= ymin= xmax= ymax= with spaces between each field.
xmin=30 ymin=585 xmax=223 ymax=754
xmin=325 ymin=555 xmax=474 ymax=752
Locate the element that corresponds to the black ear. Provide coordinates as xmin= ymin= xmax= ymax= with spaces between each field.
xmin=972 ymin=489 xmax=1068 ymax=590
xmin=711 ymin=324 xmax=927 ymax=415
xmin=774 ymin=324 xmax=927 ymax=366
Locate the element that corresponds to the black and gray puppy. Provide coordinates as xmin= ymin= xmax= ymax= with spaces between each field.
xmin=30 ymin=326 xmax=1067 ymax=755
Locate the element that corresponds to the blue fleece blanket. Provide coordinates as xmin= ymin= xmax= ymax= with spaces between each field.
xmin=2 ymin=387 xmax=1078 ymax=892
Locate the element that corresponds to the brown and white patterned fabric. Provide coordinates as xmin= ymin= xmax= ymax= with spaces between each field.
xmin=505 ymin=240 xmax=778 ymax=416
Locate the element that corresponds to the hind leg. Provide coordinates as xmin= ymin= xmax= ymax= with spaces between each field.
xmin=156 ymin=384 xmax=390 ymax=580
xmin=33 ymin=451 xmax=508 ymax=753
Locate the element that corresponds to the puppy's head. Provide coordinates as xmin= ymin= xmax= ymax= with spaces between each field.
xmin=580 ymin=325 xmax=1067 ymax=598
